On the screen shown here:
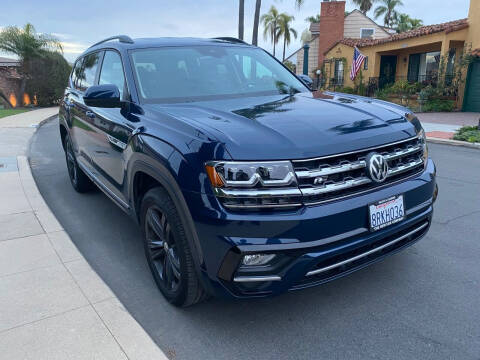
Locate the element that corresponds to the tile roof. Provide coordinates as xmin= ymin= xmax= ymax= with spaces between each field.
xmin=324 ymin=18 xmax=469 ymax=54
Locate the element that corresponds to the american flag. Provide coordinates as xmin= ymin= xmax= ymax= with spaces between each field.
xmin=350 ymin=47 xmax=366 ymax=81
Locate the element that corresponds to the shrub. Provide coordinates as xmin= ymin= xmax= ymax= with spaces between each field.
xmin=422 ymin=99 xmax=455 ymax=112
xmin=375 ymin=86 xmax=392 ymax=100
xmin=389 ymin=80 xmax=416 ymax=96
xmin=453 ymin=126 xmax=480 ymax=143
xmin=338 ymin=86 xmax=355 ymax=94
xmin=25 ymin=52 xmax=71 ymax=106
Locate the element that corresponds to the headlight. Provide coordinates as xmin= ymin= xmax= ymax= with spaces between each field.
xmin=205 ymin=161 xmax=302 ymax=210
xmin=418 ymin=128 xmax=428 ymax=166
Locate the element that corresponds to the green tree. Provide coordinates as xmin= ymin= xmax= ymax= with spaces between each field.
xmin=409 ymin=18 xmax=424 ymax=29
xmin=305 ymin=14 xmax=320 ymax=24
xmin=238 ymin=0 xmax=245 ymax=40
xmin=374 ymin=0 xmax=403 ymax=27
xmin=26 ymin=52 xmax=71 ymax=106
xmin=252 ymin=0 xmax=303 ymax=46
xmin=395 ymin=13 xmax=423 ymax=33
xmin=278 ymin=13 xmax=298 ymax=62
xmin=0 ymin=23 xmax=62 ymax=106
xmin=352 ymin=0 xmax=376 ymax=14
xmin=261 ymin=6 xmax=281 ymax=56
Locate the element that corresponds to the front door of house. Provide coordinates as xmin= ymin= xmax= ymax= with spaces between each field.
xmin=379 ymin=55 xmax=397 ymax=88
xmin=464 ymin=59 xmax=480 ymax=112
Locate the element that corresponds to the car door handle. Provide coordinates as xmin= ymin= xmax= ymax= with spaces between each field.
xmin=85 ymin=111 xmax=96 ymax=119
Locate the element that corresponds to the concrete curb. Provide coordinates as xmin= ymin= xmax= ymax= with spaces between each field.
xmin=427 ymin=137 xmax=480 ymax=149
xmin=0 ymin=109 xmax=167 ymax=360
xmin=19 ymin=155 xmax=168 ymax=360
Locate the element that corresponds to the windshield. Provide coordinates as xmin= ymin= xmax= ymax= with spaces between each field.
xmin=130 ymin=46 xmax=308 ymax=103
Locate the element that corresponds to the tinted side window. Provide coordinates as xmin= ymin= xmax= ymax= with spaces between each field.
xmin=78 ymin=52 xmax=101 ymax=91
xmin=99 ymin=51 xmax=126 ymax=99
xmin=72 ymin=59 xmax=84 ymax=90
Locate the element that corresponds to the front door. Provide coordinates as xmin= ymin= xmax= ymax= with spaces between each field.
xmin=464 ymin=60 xmax=480 ymax=112
xmin=379 ymin=55 xmax=397 ymax=88
xmin=85 ymin=50 xmax=134 ymax=208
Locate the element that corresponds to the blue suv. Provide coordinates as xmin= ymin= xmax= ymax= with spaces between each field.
xmin=59 ymin=36 xmax=437 ymax=306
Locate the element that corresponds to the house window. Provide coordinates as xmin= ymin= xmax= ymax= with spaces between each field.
xmin=334 ymin=59 xmax=344 ymax=85
xmin=407 ymin=51 xmax=441 ymax=84
xmin=360 ymin=28 xmax=375 ymax=39
xmin=364 ymin=56 xmax=368 ymax=70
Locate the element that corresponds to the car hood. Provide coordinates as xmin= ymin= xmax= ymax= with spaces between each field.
xmin=145 ymin=92 xmax=418 ymax=160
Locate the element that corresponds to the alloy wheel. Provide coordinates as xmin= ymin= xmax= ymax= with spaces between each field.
xmin=65 ymin=137 xmax=77 ymax=184
xmin=145 ymin=206 xmax=181 ymax=293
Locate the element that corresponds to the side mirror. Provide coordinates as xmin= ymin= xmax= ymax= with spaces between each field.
xmin=83 ymin=84 xmax=121 ymax=108
xmin=297 ymin=74 xmax=313 ymax=90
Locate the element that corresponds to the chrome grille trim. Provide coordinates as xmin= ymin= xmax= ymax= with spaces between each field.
xmin=302 ymin=169 xmax=424 ymax=206
xmin=295 ymin=161 xmax=366 ymax=179
xmin=387 ymin=158 xmax=424 ymax=177
xmin=305 ymin=221 xmax=429 ymax=277
xmin=384 ymin=144 xmax=422 ymax=161
xmin=293 ymin=134 xmax=425 ymax=204
xmin=301 ymin=177 xmax=371 ymax=196
xmin=292 ymin=134 xmax=420 ymax=163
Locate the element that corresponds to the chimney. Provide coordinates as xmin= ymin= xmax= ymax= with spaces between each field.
xmin=318 ymin=0 xmax=346 ymax=68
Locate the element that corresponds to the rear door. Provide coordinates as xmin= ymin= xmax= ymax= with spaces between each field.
xmin=84 ymin=50 xmax=135 ymax=207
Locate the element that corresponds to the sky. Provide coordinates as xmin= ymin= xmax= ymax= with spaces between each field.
xmin=0 ymin=0 xmax=472 ymax=62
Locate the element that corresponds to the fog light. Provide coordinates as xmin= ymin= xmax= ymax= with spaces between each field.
xmin=242 ymin=254 xmax=276 ymax=266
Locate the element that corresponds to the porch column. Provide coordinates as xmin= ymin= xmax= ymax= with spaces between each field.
xmin=303 ymin=44 xmax=310 ymax=75
xmin=441 ymin=37 xmax=450 ymax=56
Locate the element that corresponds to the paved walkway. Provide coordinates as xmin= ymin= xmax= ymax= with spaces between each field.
xmin=417 ymin=112 xmax=479 ymax=140
xmin=0 ymin=108 xmax=166 ymax=360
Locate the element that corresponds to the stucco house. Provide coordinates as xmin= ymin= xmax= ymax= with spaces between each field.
xmin=287 ymin=2 xmax=391 ymax=76
xmin=322 ymin=0 xmax=480 ymax=111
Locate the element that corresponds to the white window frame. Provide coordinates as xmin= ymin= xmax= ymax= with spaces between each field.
xmin=360 ymin=28 xmax=375 ymax=39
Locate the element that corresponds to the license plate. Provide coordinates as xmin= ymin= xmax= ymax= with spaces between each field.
xmin=369 ymin=195 xmax=405 ymax=231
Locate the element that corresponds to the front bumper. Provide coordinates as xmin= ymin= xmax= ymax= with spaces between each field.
xmin=184 ymin=159 xmax=436 ymax=299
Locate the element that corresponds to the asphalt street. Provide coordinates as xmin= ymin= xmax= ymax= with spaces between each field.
xmin=30 ymin=118 xmax=480 ymax=360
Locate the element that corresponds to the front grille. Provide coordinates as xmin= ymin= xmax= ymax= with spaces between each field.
xmin=292 ymin=135 xmax=425 ymax=204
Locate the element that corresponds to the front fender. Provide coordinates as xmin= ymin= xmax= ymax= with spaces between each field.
xmin=126 ymin=134 xmax=225 ymax=290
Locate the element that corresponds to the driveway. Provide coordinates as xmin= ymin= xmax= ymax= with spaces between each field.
xmin=29 ymin=118 xmax=480 ymax=360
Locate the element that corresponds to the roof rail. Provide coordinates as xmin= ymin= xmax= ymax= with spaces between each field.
xmin=89 ymin=35 xmax=134 ymax=49
xmin=213 ymin=37 xmax=249 ymax=45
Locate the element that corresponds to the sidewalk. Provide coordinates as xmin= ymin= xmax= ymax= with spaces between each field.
xmin=417 ymin=111 xmax=479 ymax=140
xmin=0 ymin=108 xmax=166 ymax=360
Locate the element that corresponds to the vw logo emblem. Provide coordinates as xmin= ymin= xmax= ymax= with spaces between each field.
xmin=366 ymin=153 xmax=388 ymax=183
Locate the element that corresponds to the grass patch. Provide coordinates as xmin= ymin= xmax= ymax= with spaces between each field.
xmin=0 ymin=108 xmax=30 ymax=119
xmin=453 ymin=126 xmax=480 ymax=143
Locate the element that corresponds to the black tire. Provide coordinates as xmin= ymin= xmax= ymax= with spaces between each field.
xmin=64 ymin=133 xmax=94 ymax=193
xmin=140 ymin=187 xmax=206 ymax=307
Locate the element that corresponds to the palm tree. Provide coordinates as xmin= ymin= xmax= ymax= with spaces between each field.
xmin=252 ymin=0 xmax=262 ymax=45
xmin=305 ymin=14 xmax=321 ymax=24
xmin=278 ymin=13 xmax=298 ymax=62
xmin=409 ymin=18 xmax=424 ymax=29
xmin=352 ymin=0 xmax=376 ymax=14
xmin=395 ymin=14 xmax=423 ymax=33
xmin=374 ymin=0 xmax=403 ymax=27
xmin=0 ymin=23 xmax=62 ymax=105
xmin=238 ymin=0 xmax=245 ymax=40
xmin=261 ymin=6 xmax=281 ymax=56
xmin=252 ymin=0 xmax=304 ymax=46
